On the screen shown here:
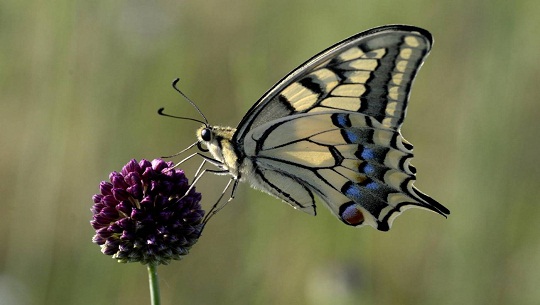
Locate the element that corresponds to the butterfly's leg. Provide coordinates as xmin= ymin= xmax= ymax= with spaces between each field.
xmin=200 ymin=178 xmax=235 ymax=234
xmin=192 ymin=158 xmax=207 ymax=182
xmin=182 ymin=154 xmax=236 ymax=234
xmin=196 ymin=152 xmax=226 ymax=169
xmin=180 ymin=163 xmax=228 ymax=200
xmin=171 ymin=152 xmax=198 ymax=169
xmin=228 ymin=179 xmax=239 ymax=201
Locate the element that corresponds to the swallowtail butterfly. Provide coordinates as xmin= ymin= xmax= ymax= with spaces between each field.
xmin=167 ymin=25 xmax=450 ymax=231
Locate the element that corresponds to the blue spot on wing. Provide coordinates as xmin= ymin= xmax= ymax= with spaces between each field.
xmin=361 ymin=147 xmax=374 ymax=160
xmin=336 ymin=114 xmax=349 ymax=127
xmin=341 ymin=128 xmax=373 ymax=144
xmin=343 ymin=182 xmax=362 ymax=201
xmin=366 ymin=181 xmax=379 ymax=190
xmin=363 ymin=164 xmax=375 ymax=174
xmin=346 ymin=131 xmax=359 ymax=143
xmin=341 ymin=181 xmax=387 ymax=218
xmin=331 ymin=113 xmax=351 ymax=128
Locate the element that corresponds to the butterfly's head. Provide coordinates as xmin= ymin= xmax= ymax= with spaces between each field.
xmin=196 ymin=125 xmax=236 ymax=147
xmin=197 ymin=125 xmax=214 ymax=144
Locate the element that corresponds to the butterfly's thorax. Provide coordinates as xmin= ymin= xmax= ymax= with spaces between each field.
xmin=197 ymin=125 xmax=242 ymax=178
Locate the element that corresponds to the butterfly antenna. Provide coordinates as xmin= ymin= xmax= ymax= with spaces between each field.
xmin=171 ymin=78 xmax=209 ymax=125
xmin=157 ymin=108 xmax=207 ymax=125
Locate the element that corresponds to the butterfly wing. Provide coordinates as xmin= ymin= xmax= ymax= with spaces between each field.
xmin=234 ymin=25 xmax=449 ymax=230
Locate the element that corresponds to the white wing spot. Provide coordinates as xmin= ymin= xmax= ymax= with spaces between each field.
xmin=384 ymin=170 xmax=411 ymax=190
xmin=281 ymin=82 xmax=319 ymax=111
xmin=331 ymin=84 xmax=366 ymax=97
xmin=404 ymin=36 xmax=420 ymax=47
xmin=309 ymin=69 xmax=340 ymax=92
xmin=338 ymin=47 xmax=365 ymax=61
xmin=372 ymin=129 xmax=393 ymax=146
xmin=391 ymin=72 xmax=404 ymax=85
xmin=320 ymin=97 xmax=361 ymax=111
xmin=343 ymin=58 xmax=378 ymax=71
xmin=382 ymin=118 xmax=395 ymax=129
xmin=344 ymin=71 xmax=372 ymax=84
xmin=388 ymin=86 xmax=400 ymax=100
xmin=399 ymin=48 xmax=413 ymax=59
xmin=395 ymin=60 xmax=409 ymax=73
xmin=385 ymin=101 xmax=398 ymax=116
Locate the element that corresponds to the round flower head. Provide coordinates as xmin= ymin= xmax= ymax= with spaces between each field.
xmin=91 ymin=159 xmax=204 ymax=265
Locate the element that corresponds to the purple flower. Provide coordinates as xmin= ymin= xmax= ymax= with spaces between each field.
xmin=91 ymin=159 xmax=204 ymax=265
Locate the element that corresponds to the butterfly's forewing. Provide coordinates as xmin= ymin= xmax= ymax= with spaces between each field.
xmin=234 ymin=25 xmax=449 ymax=231
xmin=234 ymin=25 xmax=432 ymax=141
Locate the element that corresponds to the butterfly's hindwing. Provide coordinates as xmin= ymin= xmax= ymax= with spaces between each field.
xmin=243 ymin=110 xmax=445 ymax=229
xmin=249 ymin=167 xmax=316 ymax=214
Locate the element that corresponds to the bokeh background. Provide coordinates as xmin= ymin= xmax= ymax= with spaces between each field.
xmin=2 ymin=0 xmax=539 ymax=304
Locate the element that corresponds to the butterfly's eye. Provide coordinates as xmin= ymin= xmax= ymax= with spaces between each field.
xmin=201 ymin=128 xmax=212 ymax=142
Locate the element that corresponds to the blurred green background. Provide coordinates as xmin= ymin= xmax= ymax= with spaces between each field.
xmin=2 ymin=0 xmax=539 ymax=304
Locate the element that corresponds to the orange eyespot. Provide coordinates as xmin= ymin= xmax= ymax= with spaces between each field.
xmin=341 ymin=204 xmax=364 ymax=226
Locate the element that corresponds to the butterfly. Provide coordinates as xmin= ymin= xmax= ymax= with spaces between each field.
xmin=163 ymin=25 xmax=450 ymax=231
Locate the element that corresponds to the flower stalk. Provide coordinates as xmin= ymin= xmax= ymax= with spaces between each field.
xmin=148 ymin=264 xmax=161 ymax=305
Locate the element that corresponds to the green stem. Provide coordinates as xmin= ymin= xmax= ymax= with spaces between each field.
xmin=147 ymin=264 xmax=161 ymax=305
